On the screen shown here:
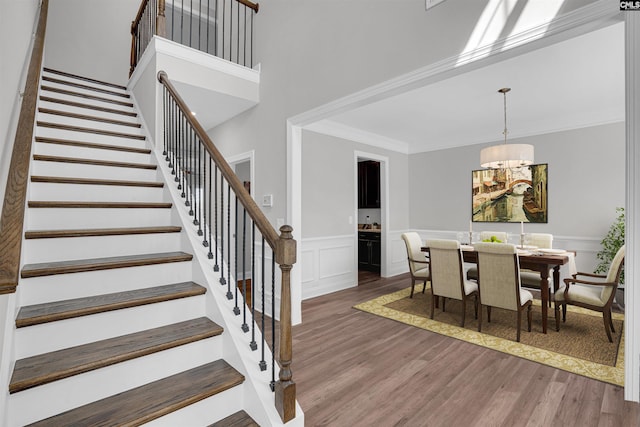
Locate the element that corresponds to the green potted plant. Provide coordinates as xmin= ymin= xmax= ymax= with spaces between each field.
xmin=595 ymin=207 xmax=625 ymax=306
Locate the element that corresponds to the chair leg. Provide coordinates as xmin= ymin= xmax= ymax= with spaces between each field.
xmin=460 ymin=298 xmax=466 ymax=327
xmin=609 ymin=309 xmax=616 ymax=333
xmin=474 ymin=295 xmax=478 ymax=320
xmin=422 ymin=280 xmax=427 ymax=294
xmin=527 ymin=304 xmax=532 ymax=332
xmin=410 ymin=279 xmax=416 ymax=298
xmin=554 ymin=302 xmax=560 ymax=332
xmin=430 ymin=291 xmax=436 ymax=320
xmin=478 ymin=304 xmax=483 ymax=332
xmin=516 ymin=310 xmax=522 ymax=342
xmin=442 ymin=298 xmax=446 ymax=313
xmin=562 ymin=303 xmax=567 ymax=322
xmin=603 ymin=310 xmax=614 ymax=343
xmin=487 ymin=306 xmax=492 ymax=323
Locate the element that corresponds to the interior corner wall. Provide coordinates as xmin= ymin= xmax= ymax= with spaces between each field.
xmin=44 ymin=0 xmax=139 ymax=86
xmin=408 ymin=122 xmax=625 ymax=268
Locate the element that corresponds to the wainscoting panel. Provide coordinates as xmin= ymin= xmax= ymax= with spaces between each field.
xmin=300 ymin=235 xmax=357 ymax=300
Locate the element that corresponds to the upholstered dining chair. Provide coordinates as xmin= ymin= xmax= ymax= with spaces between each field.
xmin=466 ymin=231 xmax=509 ymax=281
xmin=554 ymin=244 xmax=625 ymax=342
xmin=475 ymin=242 xmax=533 ymax=342
xmin=425 ymin=239 xmax=478 ymax=327
xmin=519 ymin=233 xmax=554 ymax=305
xmin=401 ymin=232 xmax=430 ymax=298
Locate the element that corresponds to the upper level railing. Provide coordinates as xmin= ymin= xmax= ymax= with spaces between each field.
xmin=158 ymin=70 xmax=296 ymax=423
xmin=130 ymin=0 xmax=259 ymax=76
xmin=0 ymin=0 xmax=49 ymax=295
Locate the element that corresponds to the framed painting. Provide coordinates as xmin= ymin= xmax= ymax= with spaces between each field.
xmin=472 ymin=164 xmax=548 ymax=223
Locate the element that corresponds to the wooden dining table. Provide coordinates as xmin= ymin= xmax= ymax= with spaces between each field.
xmin=422 ymin=245 xmax=570 ymax=334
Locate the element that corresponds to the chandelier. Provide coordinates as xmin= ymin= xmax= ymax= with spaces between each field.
xmin=480 ymin=88 xmax=534 ymax=169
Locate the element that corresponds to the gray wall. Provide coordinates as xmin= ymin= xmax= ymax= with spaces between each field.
xmin=301 ymin=130 xmax=409 ymax=238
xmin=409 ymin=122 xmax=625 ymax=239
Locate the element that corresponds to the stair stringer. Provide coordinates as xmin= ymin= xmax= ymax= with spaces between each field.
xmin=151 ymin=146 xmax=305 ymax=426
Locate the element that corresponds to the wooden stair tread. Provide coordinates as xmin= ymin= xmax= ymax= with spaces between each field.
xmin=39 ymin=96 xmax=137 ymax=117
xmin=43 ymin=68 xmax=128 ymax=91
xmin=21 ymin=251 xmax=192 ymax=278
xmin=26 ymin=360 xmax=244 ymax=427
xmin=211 ymin=411 xmax=260 ymax=427
xmin=42 ymin=75 xmax=130 ymax=98
xmin=33 ymin=154 xmax=157 ymax=170
xmin=38 ymin=107 xmax=141 ymax=128
xmin=41 ymin=85 xmax=133 ymax=107
xmin=15 ymin=281 xmax=204 ymax=327
xmin=10 ymin=317 xmax=223 ymax=393
xmin=37 ymin=121 xmax=146 ymax=140
xmin=31 ymin=175 xmax=164 ymax=188
xmin=25 ymin=225 xmax=182 ymax=239
xmin=36 ymin=136 xmax=150 ymax=154
xmin=28 ymin=201 xmax=172 ymax=209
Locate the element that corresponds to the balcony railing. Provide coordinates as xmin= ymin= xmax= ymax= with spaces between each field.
xmin=130 ymin=0 xmax=258 ymax=76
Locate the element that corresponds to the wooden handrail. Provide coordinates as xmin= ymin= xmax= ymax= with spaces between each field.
xmin=157 ymin=71 xmax=278 ymax=247
xmin=132 ymin=0 xmax=150 ymax=33
xmin=0 ymin=0 xmax=49 ymax=295
xmin=237 ymin=0 xmax=259 ymax=13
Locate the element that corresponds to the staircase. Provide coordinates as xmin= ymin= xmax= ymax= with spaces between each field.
xmin=4 ymin=68 xmax=260 ymax=426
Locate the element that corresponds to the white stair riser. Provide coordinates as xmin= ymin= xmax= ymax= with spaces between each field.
xmin=38 ymin=88 xmax=133 ymax=111
xmin=14 ymin=295 xmax=207 ymax=358
xmin=28 ymin=182 xmax=167 ymax=203
xmin=22 ymin=232 xmax=184 ymax=264
xmin=33 ymin=142 xmax=152 ymax=163
xmin=146 ymin=384 xmax=245 ymax=427
xmin=40 ymin=79 xmax=130 ymax=103
xmin=35 ymin=126 xmax=147 ymax=148
xmin=18 ymin=260 xmax=193 ymax=305
xmin=30 ymin=160 xmax=159 ymax=181
xmin=8 ymin=337 xmax=222 ymax=426
xmin=39 ymin=99 xmax=138 ymax=123
xmin=37 ymin=111 xmax=144 ymax=135
xmin=26 ymin=207 xmax=175 ymax=229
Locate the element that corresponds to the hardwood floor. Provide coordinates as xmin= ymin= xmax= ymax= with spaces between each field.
xmin=292 ymin=271 xmax=640 ymax=426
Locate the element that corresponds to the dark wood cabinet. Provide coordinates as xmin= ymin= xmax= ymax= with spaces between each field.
xmin=358 ymin=161 xmax=380 ymax=209
xmin=358 ymin=231 xmax=381 ymax=273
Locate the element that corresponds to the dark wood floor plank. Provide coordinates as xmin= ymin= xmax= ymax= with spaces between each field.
xmin=16 ymin=281 xmax=204 ymax=327
xmin=33 ymin=154 xmax=157 ymax=170
xmin=27 ymin=201 xmax=172 ymax=209
xmin=42 ymin=75 xmax=130 ymax=98
xmin=31 ymin=175 xmax=164 ymax=188
xmin=38 ymin=107 xmax=140 ymax=128
xmin=26 ymin=359 xmax=244 ymax=426
xmin=210 ymin=410 xmax=259 ymax=427
xmin=10 ymin=317 xmax=222 ymax=393
xmin=25 ymin=225 xmax=181 ymax=239
xmin=40 ymin=85 xmax=133 ymax=107
xmin=21 ymin=251 xmax=191 ymax=278
xmin=39 ymin=96 xmax=137 ymax=117
xmin=43 ymin=68 xmax=128 ymax=91
xmin=36 ymin=136 xmax=150 ymax=154
xmin=37 ymin=121 xmax=146 ymax=140
xmin=293 ymin=271 xmax=640 ymax=427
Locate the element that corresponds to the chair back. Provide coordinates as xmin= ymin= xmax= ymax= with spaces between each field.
xmin=426 ymin=239 xmax=464 ymax=300
xmin=602 ymin=244 xmax=625 ymax=302
xmin=527 ymin=233 xmax=553 ymax=249
xmin=401 ymin=232 xmax=427 ymax=275
xmin=475 ymin=242 xmax=521 ymax=311
xmin=479 ymin=231 xmax=508 ymax=243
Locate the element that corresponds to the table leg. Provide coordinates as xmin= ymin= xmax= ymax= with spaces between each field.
xmin=540 ymin=267 xmax=550 ymax=334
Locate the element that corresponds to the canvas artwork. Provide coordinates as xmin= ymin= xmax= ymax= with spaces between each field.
xmin=472 ymin=164 xmax=548 ymax=223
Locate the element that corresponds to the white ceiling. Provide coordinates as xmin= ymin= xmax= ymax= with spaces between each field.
xmin=318 ymin=22 xmax=625 ymax=154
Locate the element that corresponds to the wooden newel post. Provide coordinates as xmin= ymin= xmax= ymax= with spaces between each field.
xmin=156 ymin=0 xmax=166 ymax=38
xmin=275 ymin=225 xmax=296 ymax=423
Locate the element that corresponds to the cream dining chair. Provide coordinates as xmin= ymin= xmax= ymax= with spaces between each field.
xmin=519 ymin=233 xmax=554 ymax=305
xmin=466 ymin=231 xmax=508 ymax=281
xmin=401 ymin=232 xmax=430 ymax=298
xmin=554 ymin=244 xmax=625 ymax=342
xmin=476 ymin=242 xmax=533 ymax=342
xmin=425 ymin=239 xmax=478 ymax=327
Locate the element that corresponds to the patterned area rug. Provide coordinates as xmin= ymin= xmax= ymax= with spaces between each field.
xmin=354 ymin=286 xmax=624 ymax=386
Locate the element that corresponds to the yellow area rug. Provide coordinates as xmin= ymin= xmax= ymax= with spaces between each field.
xmin=354 ymin=287 xmax=624 ymax=386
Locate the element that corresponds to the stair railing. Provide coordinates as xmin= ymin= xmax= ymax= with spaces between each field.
xmin=157 ymin=70 xmax=295 ymax=423
xmin=0 ymin=0 xmax=49 ymax=295
xmin=131 ymin=0 xmax=259 ymax=76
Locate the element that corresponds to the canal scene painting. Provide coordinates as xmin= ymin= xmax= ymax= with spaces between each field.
xmin=472 ymin=164 xmax=548 ymax=223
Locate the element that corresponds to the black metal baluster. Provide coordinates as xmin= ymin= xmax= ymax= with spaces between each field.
xmin=214 ymin=0 xmax=219 ymax=56
xmin=219 ymin=170 xmax=226 ymax=285
xmin=259 ymin=236 xmax=267 ymax=370
xmin=186 ymin=128 xmax=193 ymax=210
xmin=213 ymin=164 xmax=219 ymax=269
xmin=198 ymin=0 xmax=202 ymax=51
xmin=222 ymin=0 xmax=226 ymax=60
xmin=189 ymin=0 xmax=193 ymax=47
xmin=270 ymin=253 xmax=276 ymax=391
xmin=243 ymin=7 xmax=247 ymax=67
xmin=236 ymin=1 xmax=239 ymax=64
xmin=233 ymin=195 xmax=240 ymax=314
xmin=195 ymin=139 xmax=203 ymax=234
xmin=250 ymin=222 xmax=257 ymax=349
xmin=180 ymin=0 xmax=184 ymax=44
xmin=171 ymin=0 xmax=174 ymax=41
xmin=241 ymin=208 xmax=249 ymax=331
xmin=250 ymin=9 xmax=253 ymax=67
xmin=206 ymin=0 xmax=210 ymax=54
xmin=226 ymin=183 xmax=233 ymax=299
xmin=179 ymin=114 xmax=185 ymax=193
xmin=204 ymin=156 xmax=211 ymax=249
xmin=162 ymin=87 xmax=167 ymax=157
